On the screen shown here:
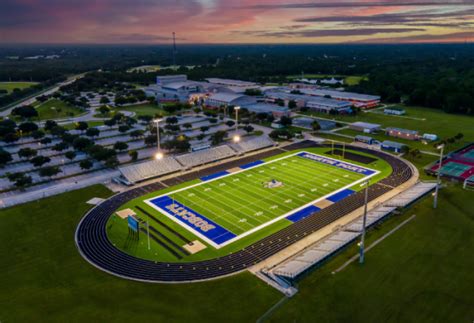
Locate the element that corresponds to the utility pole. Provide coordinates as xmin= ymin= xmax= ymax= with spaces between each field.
xmin=154 ymin=118 xmax=163 ymax=160
xmin=172 ymin=32 xmax=177 ymax=67
xmin=359 ymin=179 xmax=370 ymax=264
xmin=233 ymin=106 xmax=241 ymax=142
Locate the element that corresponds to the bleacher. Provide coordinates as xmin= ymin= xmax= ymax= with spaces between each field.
xmin=230 ymin=136 xmax=275 ymax=154
xmin=175 ymin=145 xmax=236 ymax=168
xmin=118 ymin=157 xmax=182 ymax=184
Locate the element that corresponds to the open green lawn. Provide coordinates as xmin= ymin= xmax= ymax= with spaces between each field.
xmin=33 ymin=99 xmax=85 ymax=120
xmin=269 ymin=184 xmax=474 ymax=322
xmin=117 ymin=103 xmax=169 ymax=117
xmin=303 ymin=105 xmax=474 ymax=152
xmin=285 ymin=74 xmax=368 ymax=85
xmin=108 ymin=147 xmax=391 ymax=263
xmin=0 ymin=164 xmax=472 ymax=322
xmin=0 ymin=185 xmax=281 ymax=323
xmin=0 ymin=81 xmax=38 ymax=94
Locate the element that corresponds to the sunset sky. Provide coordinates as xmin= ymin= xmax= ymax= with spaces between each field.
xmin=1 ymin=0 xmax=473 ymax=44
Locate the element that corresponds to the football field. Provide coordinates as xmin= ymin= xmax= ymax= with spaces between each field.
xmin=145 ymin=152 xmax=378 ymax=248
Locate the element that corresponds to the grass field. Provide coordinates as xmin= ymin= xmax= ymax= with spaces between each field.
xmin=303 ymin=105 xmax=474 ymax=152
xmin=116 ymin=103 xmax=168 ymax=117
xmin=0 ymin=164 xmax=472 ymax=322
xmin=33 ymin=99 xmax=85 ymax=120
xmin=0 ymin=81 xmax=38 ymax=94
xmin=108 ymin=147 xmax=390 ymax=262
xmin=285 ymin=74 xmax=368 ymax=85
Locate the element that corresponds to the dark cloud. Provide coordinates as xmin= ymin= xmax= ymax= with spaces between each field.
xmin=250 ymin=1 xmax=474 ymax=9
xmin=354 ymin=31 xmax=474 ymax=42
xmin=238 ymin=28 xmax=425 ymax=38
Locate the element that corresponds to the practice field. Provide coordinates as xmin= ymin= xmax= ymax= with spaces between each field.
xmin=145 ymin=152 xmax=378 ymax=248
xmin=0 ymin=81 xmax=38 ymax=94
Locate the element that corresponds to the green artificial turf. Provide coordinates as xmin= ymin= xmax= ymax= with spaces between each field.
xmin=0 ymin=185 xmax=281 ymax=322
xmin=108 ymin=147 xmax=391 ymax=263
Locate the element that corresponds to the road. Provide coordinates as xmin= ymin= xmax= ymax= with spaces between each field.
xmin=0 ymin=72 xmax=87 ymax=117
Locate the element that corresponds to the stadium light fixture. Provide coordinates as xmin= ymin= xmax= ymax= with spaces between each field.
xmin=154 ymin=118 xmax=163 ymax=160
xmin=234 ymin=106 xmax=240 ymax=138
xmin=233 ymin=135 xmax=241 ymax=143
xmin=433 ymin=144 xmax=445 ymax=209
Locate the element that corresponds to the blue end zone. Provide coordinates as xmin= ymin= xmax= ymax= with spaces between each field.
xmin=297 ymin=152 xmax=375 ymax=175
xmin=327 ymin=189 xmax=355 ymax=203
xmin=149 ymin=196 xmax=236 ymax=245
xmin=287 ymin=205 xmax=321 ymax=223
xmin=200 ymin=171 xmax=229 ymax=181
xmin=240 ymin=160 xmax=265 ymax=169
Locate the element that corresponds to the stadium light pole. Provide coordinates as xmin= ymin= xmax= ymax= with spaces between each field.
xmin=359 ymin=179 xmax=370 ymax=264
xmin=154 ymin=118 xmax=163 ymax=160
xmin=433 ymin=144 xmax=445 ymax=209
xmin=234 ymin=106 xmax=241 ymax=143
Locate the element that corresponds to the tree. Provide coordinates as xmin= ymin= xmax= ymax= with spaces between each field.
xmin=9 ymin=173 xmax=32 ymax=190
xmin=73 ymin=137 xmax=93 ymax=151
xmin=50 ymin=125 xmax=67 ymax=137
xmin=243 ymin=125 xmax=254 ymax=134
xmin=18 ymin=147 xmax=37 ymax=160
xmin=31 ymin=130 xmax=45 ymax=140
xmin=288 ymin=100 xmax=297 ymax=110
xmin=0 ymin=149 xmax=12 ymax=166
xmin=40 ymin=137 xmax=52 ymax=145
xmin=18 ymin=122 xmax=38 ymax=134
xmin=166 ymin=116 xmax=179 ymax=124
xmin=128 ymin=150 xmax=138 ymax=161
xmin=44 ymin=120 xmax=58 ymax=132
xmin=144 ymin=135 xmax=157 ymax=146
xmin=100 ymin=96 xmax=110 ymax=104
xmin=52 ymin=142 xmax=69 ymax=151
xmin=209 ymin=117 xmax=218 ymax=124
xmin=12 ymin=105 xmax=38 ymax=119
xmin=85 ymin=127 xmax=100 ymax=138
xmin=130 ymin=129 xmax=144 ymax=138
xmin=225 ymin=120 xmax=235 ymax=128
xmin=75 ymin=121 xmax=89 ymax=132
xmin=279 ymin=116 xmax=292 ymax=127
xmin=3 ymin=133 xmax=19 ymax=143
xmin=39 ymin=166 xmax=61 ymax=179
xmin=200 ymin=126 xmax=209 ymax=133
xmin=211 ymin=131 xmax=227 ymax=145
xmin=311 ymin=120 xmax=321 ymax=131
xmin=79 ymin=160 xmax=93 ymax=170
xmin=196 ymin=133 xmax=206 ymax=141
xmin=118 ymin=125 xmax=130 ymax=133
xmin=255 ymin=113 xmax=267 ymax=124
xmin=269 ymin=129 xmax=293 ymax=140
xmin=65 ymin=151 xmax=77 ymax=161
xmin=105 ymin=156 xmax=119 ymax=168
xmin=114 ymin=141 xmax=129 ymax=151
xmin=183 ymin=123 xmax=193 ymax=130
xmin=30 ymin=155 xmax=51 ymax=167
xmin=104 ymin=119 xmax=116 ymax=127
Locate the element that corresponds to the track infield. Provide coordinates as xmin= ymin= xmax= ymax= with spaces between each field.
xmin=144 ymin=151 xmax=379 ymax=249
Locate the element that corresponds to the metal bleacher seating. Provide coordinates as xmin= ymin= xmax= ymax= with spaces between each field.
xmin=175 ymin=145 xmax=236 ymax=168
xmin=230 ymin=136 xmax=275 ymax=154
xmin=118 ymin=157 xmax=182 ymax=184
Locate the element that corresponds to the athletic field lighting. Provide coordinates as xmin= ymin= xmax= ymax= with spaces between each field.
xmin=233 ymin=135 xmax=241 ymax=143
xmin=154 ymin=118 xmax=163 ymax=159
xmin=359 ymin=179 xmax=369 ymax=264
xmin=234 ymin=106 xmax=240 ymax=137
xmin=433 ymin=144 xmax=444 ymax=209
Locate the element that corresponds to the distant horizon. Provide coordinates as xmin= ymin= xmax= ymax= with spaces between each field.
xmin=1 ymin=1 xmax=473 ymax=45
